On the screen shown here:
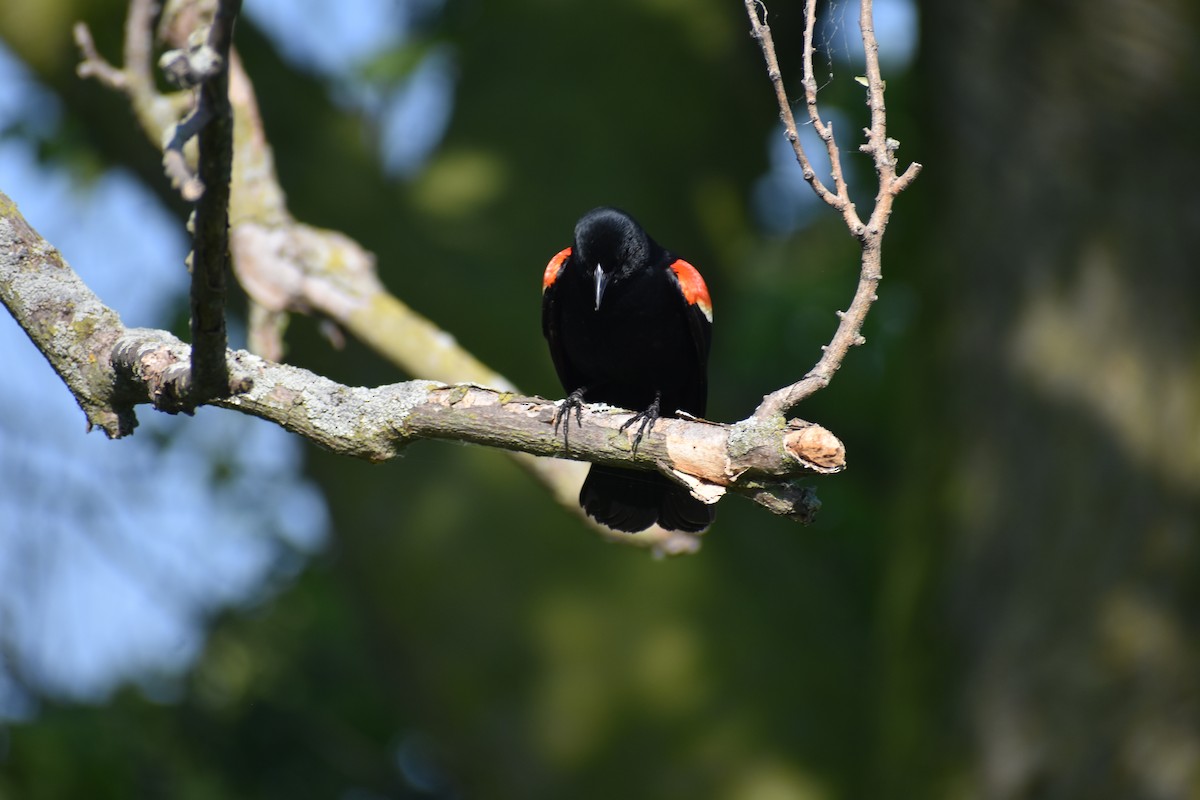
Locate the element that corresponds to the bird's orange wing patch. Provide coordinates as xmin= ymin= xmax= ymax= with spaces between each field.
xmin=669 ymin=259 xmax=713 ymax=322
xmin=543 ymin=247 xmax=572 ymax=292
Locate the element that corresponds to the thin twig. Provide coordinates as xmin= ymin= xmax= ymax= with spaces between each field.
xmin=123 ymin=0 xmax=159 ymax=99
xmin=798 ymin=0 xmax=855 ymax=220
xmin=72 ymin=23 xmax=127 ymax=89
xmin=744 ymin=0 xmax=921 ymax=420
xmin=185 ymin=0 xmax=242 ymax=404
xmin=162 ymin=101 xmax=210 ymax=200
xmin=86 ymin=3 xmax=195 ymax=164
xmin=742 ymin=0 xmax=851 ymax=218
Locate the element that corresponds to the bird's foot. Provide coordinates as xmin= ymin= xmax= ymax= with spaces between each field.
xmin=620 ymin=392 xmax=661 ymax=454
xmin=554 ymin=387 xmax=587 ymax=448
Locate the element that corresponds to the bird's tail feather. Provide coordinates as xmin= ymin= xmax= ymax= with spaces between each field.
xmin=580 ymin=465 xmax=714 ymax=534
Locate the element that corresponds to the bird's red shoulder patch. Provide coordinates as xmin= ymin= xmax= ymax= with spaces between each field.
xmin=543 ymin=247 xmax=572 ymax=292
xmin=669 ymin=259 xmax=713 ymax=322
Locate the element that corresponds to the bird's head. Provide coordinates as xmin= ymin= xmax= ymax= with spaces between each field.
xmin=573 ymin=207 xmax=651 ymax=311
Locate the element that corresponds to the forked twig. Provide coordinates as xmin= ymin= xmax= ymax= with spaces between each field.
xmin=743 ymin=0 xmax=921 ymax=420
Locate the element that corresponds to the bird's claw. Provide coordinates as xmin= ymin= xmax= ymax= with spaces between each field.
xmin=620 ymin=393 xmax=661 ymax=454
xmin=554 ymin=387 xmax=587 ymax=448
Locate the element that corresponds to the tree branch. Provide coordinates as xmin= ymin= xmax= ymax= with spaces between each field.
xmin=183 ymin=0 xmax=240 ymax=405
xmin=744 ymin=0 xmax=921 ymax=420
xmin=0 ymin=194 xmax=839 ymax=552
xmin=111 ymin=331 xmax=843 ymax=490
xmin=742 ymin=0 xmax=851 ymax=216
xmin=0 ymin=194 xmax=133 ymax=436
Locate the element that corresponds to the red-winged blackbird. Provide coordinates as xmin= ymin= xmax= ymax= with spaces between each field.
xmin=542 ymin=207 xmax=715 ymax=533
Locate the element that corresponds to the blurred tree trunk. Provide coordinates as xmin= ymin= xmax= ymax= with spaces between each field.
xmin=921 ymin=0 xmax=1200 ymax=796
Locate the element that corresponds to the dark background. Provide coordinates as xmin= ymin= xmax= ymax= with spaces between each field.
xmin=1 ymin=0 xmax=1198 ymax=797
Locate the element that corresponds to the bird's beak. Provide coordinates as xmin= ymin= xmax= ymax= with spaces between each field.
xmin=592 ymin=265 xmax=609 ymax=311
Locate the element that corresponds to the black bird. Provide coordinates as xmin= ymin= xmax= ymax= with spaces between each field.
xmin=541 ymin=207 xmax=715 ymax=533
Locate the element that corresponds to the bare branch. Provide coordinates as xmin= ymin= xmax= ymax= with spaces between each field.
xmin=74 ymin=1 xmax=244 ymax=406
xmin=109 ymin=329 xmax=842 ymax=486
xmin=161 ymin=102 xmax=210 ymax=201
xmin=72 ymin=23 xmax=127 ymax=89
xmin=123 ymin=0 xmax=157 ymax=87
xmin=182 ymin=0 xmax=241 ymax=405
xmin=742 ymin=0 xmax=854 ymax=218
xmin=798 ymin=0 xmax=855 ymax=217
xmin=119 ymin=326 xmax=838 ymax=549
xmin=0 ymin=194 xmax=134 ymax=435
xmin=744 ymin=0 xmax=922 ymax=420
